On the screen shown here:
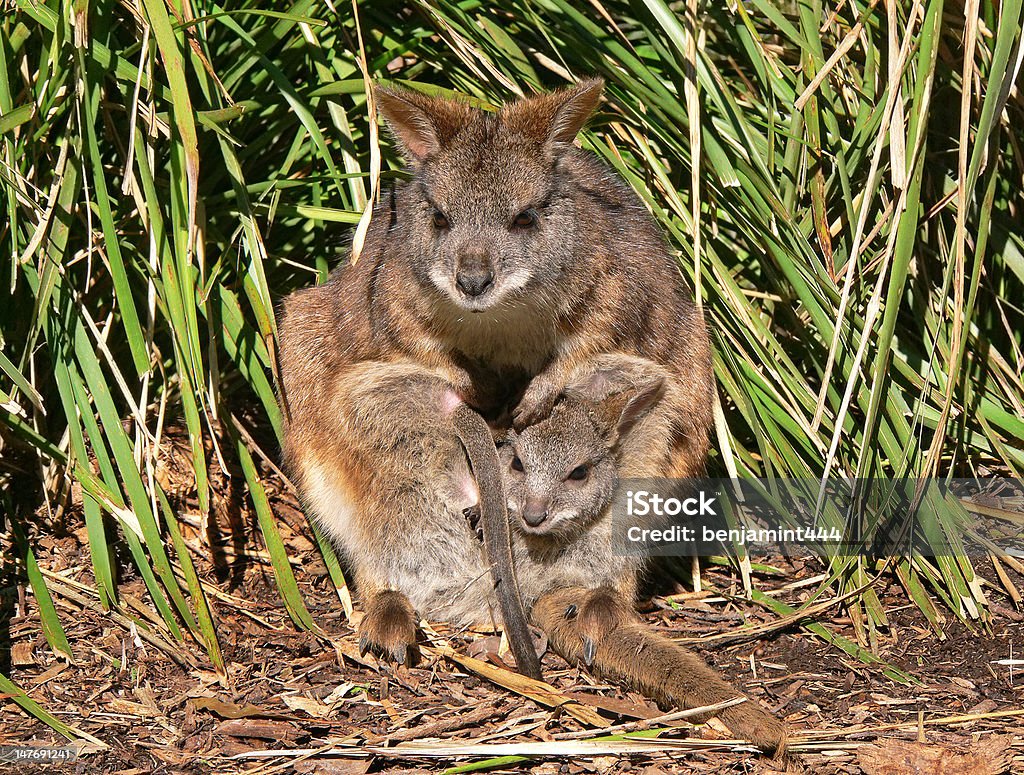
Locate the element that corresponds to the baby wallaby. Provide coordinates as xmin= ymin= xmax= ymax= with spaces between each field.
xmin=501 ymin=355 xmax=666 ymax=607
xmin=502 ymin=356 xmax=787 ymax=756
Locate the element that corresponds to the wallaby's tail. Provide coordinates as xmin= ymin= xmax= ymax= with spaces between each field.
xmin=533 ymin=587 xmax=787 ymax=756
xmin=451 ymin=406 xmax=542 ymax=680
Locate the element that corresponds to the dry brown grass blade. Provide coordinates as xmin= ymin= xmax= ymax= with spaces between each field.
xmin=230 ymin=737 xmax=755 ymax=760
xmin=789 ymin=707 xmax=1024 ymax=742
xmin=552 ymin=697 xmax=748 ymax=739
xmin=795 ymin=0 xmax=883 ymax=110
xmin=424 ymin=644 xmax=608 ymax=727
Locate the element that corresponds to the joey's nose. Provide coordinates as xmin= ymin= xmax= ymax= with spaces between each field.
xmin=455 ymin=266 xmax=494 ymax=297
xmin=522 ymin=499 xmax=550 ymax=527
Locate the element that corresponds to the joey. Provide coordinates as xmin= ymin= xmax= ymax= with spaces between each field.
xmin=502 ymin=356 xmax=788 ymax=756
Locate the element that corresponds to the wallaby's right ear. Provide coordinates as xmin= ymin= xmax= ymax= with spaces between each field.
xmin=374 ymin=86 xmax=472 ymax=163
xmin=609 ymin=377 xmax=665 ymax=440
xmin=501 ymin=77 xmax=604 ymax=151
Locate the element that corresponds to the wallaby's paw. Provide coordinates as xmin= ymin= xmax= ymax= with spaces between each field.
xmin=720 ymin=701 xmax=788 ymax=757
xmin=513 ymin=378 xmax=560 ymax=430
xmin=358 ymin=590 xmax=418 ymax=667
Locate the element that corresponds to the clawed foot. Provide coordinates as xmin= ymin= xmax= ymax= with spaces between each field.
xmin=718 ymin=699 xmax=788 ymax=757
xmin=358 ymin=590 xmax=419 ymax=667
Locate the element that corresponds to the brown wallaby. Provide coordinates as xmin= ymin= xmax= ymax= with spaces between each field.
xmin=282 ymin=361 xmax=534 ymax=672
xmin=277 ymin=79 xmax=713 ymax=675
xmin=502 ymin=355 xmax=787 ymax=756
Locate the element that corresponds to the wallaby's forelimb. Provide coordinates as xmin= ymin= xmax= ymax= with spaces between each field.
xmin=533 ymin=587 xmax=787 ymax=755
xmin=451 ymin=406 xmax=542 ymax=680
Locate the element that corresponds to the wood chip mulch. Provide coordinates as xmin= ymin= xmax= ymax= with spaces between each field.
xmin=2 ymin=432 xmax=1023 ymax=774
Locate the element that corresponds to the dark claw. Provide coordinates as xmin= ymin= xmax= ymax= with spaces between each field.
xmin=564 ymin=604 xmax=578 ymax=620
xmin=358 ymin=634 xmax=371 ymax=657
xmin=582 ymin=637 xmax=597 ymax=667
xmin=390 ymin=644 xmax=410 ymax=666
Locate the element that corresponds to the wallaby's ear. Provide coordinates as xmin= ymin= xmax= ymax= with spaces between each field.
xmin=502 ymin=77 xmax=604 ymax=149
xmin=568 ymin=364 xmax=666 ymax=444
xmin=374 ymin=86 xmax=473 ymax=162
xmin=606 ymin=377 xmax=666 ymax=441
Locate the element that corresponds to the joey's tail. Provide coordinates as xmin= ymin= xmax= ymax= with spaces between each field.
xmin=533 ymin=587 xmax=787 ymax=755
xmin=451 ymin=406 xmax=542 ymax=680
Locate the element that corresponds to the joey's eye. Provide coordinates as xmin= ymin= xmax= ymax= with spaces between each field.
xmin=432 ymin=210 xmax=450 ymax=228
xmin=567 ymin=464 xmax=590 ymax=482
xmin=512 ymin=209 xmax=537 ymax=228
xmin=511 ymin=456 xmax=524 ymax=473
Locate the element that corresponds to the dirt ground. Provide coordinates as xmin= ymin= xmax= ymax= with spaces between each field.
xmin=2 ymin=449 xmax=1023 ymax=774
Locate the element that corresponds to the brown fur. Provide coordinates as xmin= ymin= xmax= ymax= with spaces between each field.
xmin=533 ymin=587 xmax=787 ymax=755
xmin=503 ymin=356 xmax=786 ymax=755
xmin=277 ymin=81 xmax=713 ymax=669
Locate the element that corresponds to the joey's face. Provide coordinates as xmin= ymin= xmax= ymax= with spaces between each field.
xmin=501 ymin=402 xmax=618 ymax=539
xmin=404 ymin=119 xmax=579 ymax=316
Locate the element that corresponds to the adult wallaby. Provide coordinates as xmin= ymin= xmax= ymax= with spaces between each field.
xmin=501 ymin=354 xmax=787 ymax=755
xmin=277 ymin=79 xmax=713 ymax=675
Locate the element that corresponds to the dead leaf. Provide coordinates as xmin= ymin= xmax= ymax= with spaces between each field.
xmin=565 ymin=691 xmax=661 ymax=720
xmin=294 ymin=760 xmax=371 ymax=775
xmin=191 ymin=696 xmax=290 ymax=720
xmin=30 ymin=662 xmax=68 ymax=685
xmin=11 ymin=642 xmax=35 ymax=666
xmin=108 ymin=698 xmax=158 ymax=717
xmin=858 ymin=736 xmax=1013 ymax=775
xmin=216 ymin=718 xmax=300 ymax=741
xmin=281 ymin=694 xmax=331 ymax=719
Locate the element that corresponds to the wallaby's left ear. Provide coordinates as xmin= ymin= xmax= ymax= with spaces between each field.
xmin=609 ymin=377 xmax=666 ymax=440
xmin=569 ymin=366 xmax=666 ymax=444
xmin=502 ymin=77 xmax=604 ymax=149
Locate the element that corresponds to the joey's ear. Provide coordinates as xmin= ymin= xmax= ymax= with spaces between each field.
xmin=612 ymin=377 xmax=666 ymax=439
xmin=374 ymin=86 xmax=473 ymax=162
xmin=501 ymin=77 xmax=604 ymax=149
xmin=584 ymin=376 xmax=666 ymax=444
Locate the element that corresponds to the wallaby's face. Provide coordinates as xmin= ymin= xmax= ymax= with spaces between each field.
xmin=501 ymin=362 xmax=667 ymax=539
xmin=502 ymin=399 xmax=619 ymax=539
xmin=410 ymin=131 xmax=575 ymax=313
xmin=375 ymin=81 xmax=604 ymax=315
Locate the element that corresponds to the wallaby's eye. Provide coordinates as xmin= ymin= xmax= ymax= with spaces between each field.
xmin=511 ymin=456 xmax=524 ymax=473
xmin=432 ymin=210 xmax=450 ymax=229
xmin=512 ymin=209 xmax=537 ymax=228
xmin=567 ymin=464 xmax=590 ymax=482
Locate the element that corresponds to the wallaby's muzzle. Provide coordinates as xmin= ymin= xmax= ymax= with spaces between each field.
xmin=455 ymin=266 xmax=494 ymax=298
xmin=455 ymin=243 xmax=495 ymax=299
xmin=522 ymin=497 xmax=551 ymax=527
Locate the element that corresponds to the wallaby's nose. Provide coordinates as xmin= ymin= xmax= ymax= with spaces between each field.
xmin=455 ymin=244 xmax=495 ymax=298
xmin=456 ymin=266 xmax=494 ymax=298
xmin=522 ymin=498 xmax=550 ymax=527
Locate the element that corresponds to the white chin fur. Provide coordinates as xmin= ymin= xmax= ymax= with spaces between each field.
xmin=429 ymin=268 xmax=531 ymax=315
